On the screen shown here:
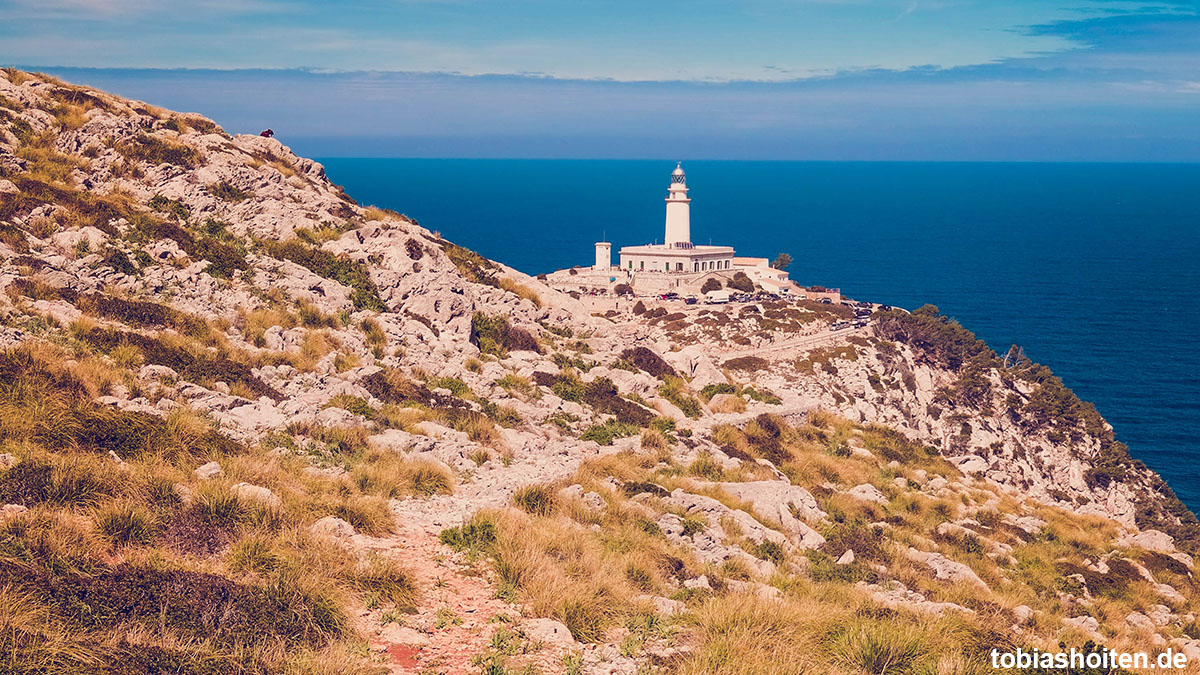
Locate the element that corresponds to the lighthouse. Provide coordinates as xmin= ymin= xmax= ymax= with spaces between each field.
xmin=617 ymin=163 xmax=733 ymax=274
xmin=664 ymin=162 xmax=691 ymax=247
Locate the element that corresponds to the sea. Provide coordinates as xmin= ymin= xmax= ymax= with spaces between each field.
xmin=319 ymin=159 xmax=1200 ymax=513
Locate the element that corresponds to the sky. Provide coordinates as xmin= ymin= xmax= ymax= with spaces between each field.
xmin=1 ymin=0 xmax=1198 ymax=160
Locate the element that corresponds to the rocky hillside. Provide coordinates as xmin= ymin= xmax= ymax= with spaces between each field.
xmin=1 ymin=68 xmax=1198 ymax=675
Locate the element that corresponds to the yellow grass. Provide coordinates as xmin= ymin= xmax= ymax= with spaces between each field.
xmin=498 ymin=277 xmax=543 ymax=308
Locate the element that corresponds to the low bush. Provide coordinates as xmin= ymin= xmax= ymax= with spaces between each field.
xmin=261 ymin=238 xmax=386 ymax=311
xmin=581 ymin=419 xmax=638 ymax=446
xmin=470 ymin=313 xmax=540 ymax=357
xmin=117 ymin=134 xmax=201 ymax=168
xmin=208 ymin=181 xmax=252 ymax=202
xmin=0 ymin=562 xmax=343 ymax=647
xmin=96 ymin=501 xmax=160 ymax=546
xmin=723 ymin=356 xmax=769 ymax=372
xmin=439 ymin=516 xmax=497 ymax=555
xmin=512 ymin=484 xmax=556 ymax=516
xmin=618 ymin=347 xmax=676 ymax=378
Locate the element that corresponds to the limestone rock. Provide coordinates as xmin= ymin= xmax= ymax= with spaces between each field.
xmin=194 ymin=461 xmax=224 ymax=480
xmin=311 ymin=516 xmax=355 ymax=540
xmin=1125 ymin=612 xmax=1155 ymax=631
xmin=846 ymin=483 xmax=888 ymax=505
xmin=836 ymin=549 xmax=855 ymax=565
xmin=1 ymin=504 xmax=28 ymax=520
xmin=1013 ymin=605 xmax=1034 ymax=626
xmin=857 ymin=580 xmax=973 ymax=617
xmin=1063 ymin=615 xmax=1102 ymax=640
xmin=0 ymin=453 xmax=15 ymax=469
xmin=634 ymin=594 xmax=686 ymax=617
xmin=1118 ymin=529 xmax=1176 ymax=554
xmin=717 ymin=481 xmax=827 ymax=549
xmin=951 ymin=455 xmax=988 ymax=475
xmin=524 ymin=618 xmax=577 ymax=647
xmin=231 ymin=482 xmax=282 ymax=509
xmin=906 ymin=548 xmax=989 ymax=590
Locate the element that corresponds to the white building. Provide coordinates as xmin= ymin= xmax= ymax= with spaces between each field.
xmin=618 ymin=164 xmax=735 ymax=274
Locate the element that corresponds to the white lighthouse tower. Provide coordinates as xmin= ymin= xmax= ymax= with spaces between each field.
xmin=664 ymin=162 xmax=691 ymax=247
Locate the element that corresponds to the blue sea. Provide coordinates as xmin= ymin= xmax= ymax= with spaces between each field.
xmin=319 ymin=159 xmax=1200 ymax=513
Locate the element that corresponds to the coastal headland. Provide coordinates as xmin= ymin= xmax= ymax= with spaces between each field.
xmin=1 ymin=69 xmax=1197 ymax=674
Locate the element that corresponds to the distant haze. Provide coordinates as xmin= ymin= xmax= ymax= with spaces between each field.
xmin=3 ymin=1 xmax=1198 ymax=161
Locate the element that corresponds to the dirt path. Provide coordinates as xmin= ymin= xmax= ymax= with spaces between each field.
xmin=349 ymin=525 xmax=515 ymax=674
xmin=716 ymin=324 xmax=869 ymax=359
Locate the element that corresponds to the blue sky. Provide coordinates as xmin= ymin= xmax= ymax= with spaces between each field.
xmin=2 ymin=0 xmax=1197 ymax=160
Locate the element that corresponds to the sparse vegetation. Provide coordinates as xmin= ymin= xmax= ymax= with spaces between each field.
xmin=261 ymin=239 xmax=387 ymax=311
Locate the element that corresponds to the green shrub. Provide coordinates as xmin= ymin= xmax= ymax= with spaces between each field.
xmin=324 ymin=394 xmax=374 ymax=418
xmin=700 ymin=382 xmax=738 ymax=401
xmin=119 ymin=134 xmax=201 ymax=167
xmin=470 ymin=313 xmax=540 ymax=358
xmin=727 ymin=271 xmax=755 ymax=292
xmin=723 ymin=356 xmax=769 ymax=372
xmin=439 ymin=516 xmax=497 ymax=555
xmin=96 ymin=502 xmax=159 ymax=546
xmin=261 ymin=239 xmax=386 ymax=311
xmin=430 ymin=377 xmax=471 ymax=397
xmin=209 ymin=181 xmax=251 ymax=202
xmin=438 ymin=239 xmax=500 ymax=286
xmin=658 ymin=376 xmax=702 ymax=419
xmin=754 ymin=540 xmax=786 ymax=564
xmin=148 ymin=193 xmax=191 ymax=222
xmin=618 ymin=347 xmax=676 ymax=378
xmin=580 ymin=419 xmax=637 ymax=446
xmin=511 ymin=484 xmax=555 ymax=516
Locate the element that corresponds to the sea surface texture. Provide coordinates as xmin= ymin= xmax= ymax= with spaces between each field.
xmin=321 ymin=159 xmax=1200 ymax=512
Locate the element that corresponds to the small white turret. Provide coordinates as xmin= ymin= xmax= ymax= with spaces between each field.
xmin=664 ymin=162 xmax=691 ymax=247
xmin=594 ymin=241 xmax=611 ymax=270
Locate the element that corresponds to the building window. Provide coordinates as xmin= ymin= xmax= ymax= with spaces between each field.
xmin=639 ymin=261 xmax=644 ymax=270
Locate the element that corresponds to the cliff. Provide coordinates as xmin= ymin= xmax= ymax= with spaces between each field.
xmin=1 ymin=68 xmax=1197 ymax=674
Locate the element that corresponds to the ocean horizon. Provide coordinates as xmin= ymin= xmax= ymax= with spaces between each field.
xmin=320 ymin=158 xmax=1200 ymax=512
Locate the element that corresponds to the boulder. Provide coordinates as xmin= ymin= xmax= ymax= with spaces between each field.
xmin=1013 ymin=605 xmax=1034 ymax=626
xmin=311 ymin=516 xmax=356 ymax=540
xmin=634 ymin=595 xmax=686 ymax=617
xmin=524 ymin=618 xmax=577 ymax=647
xmin=0 ymin=453 xmax=15 ymax=469
xmin=1063 ymin=615 xmax=1102 ymax=640
xmin=951 ymin=455 xmax=988 ymax=475
xmin=1118 ymin=529 xmax=1176 ymax=555
xmin=905 ymin=548 xmax=989 ymax=590
xmin=231 ymin=482 xmax=282 ymax=509
xmin=717 ymin=481 xmax=827 ymax=549
xmin=836 ymin=549 xmax=855 ymax=565
xmin=1125 ymin=612 xmax=1155 ymax=632
xmin=846 ymin=483 xmax=888 ymax=505
xmin=194 ymin=461 xmax=224 ymax=480
xmin=857 ymin=580 xmax=973 ymax=617
xmin=1 ymin=504 xmax=28 ymax=520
